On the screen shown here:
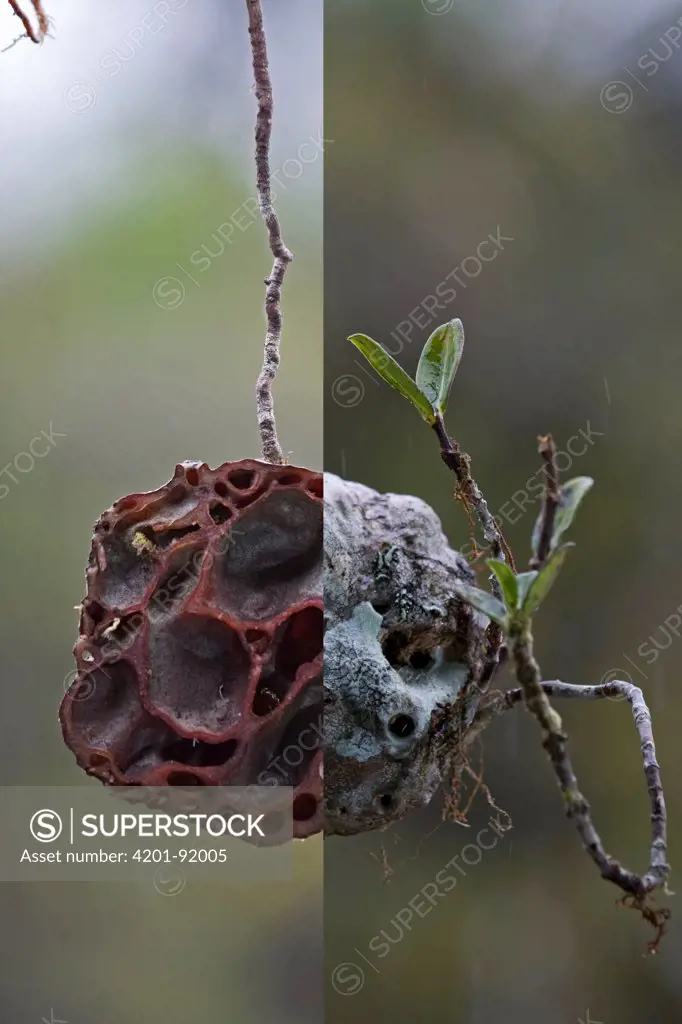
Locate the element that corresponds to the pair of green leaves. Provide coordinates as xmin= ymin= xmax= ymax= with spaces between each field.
xmin=349 ymin=320 xmax=465 ymax=425
xmin=348 ymin=317 xmax=594 ymax=630
xmin=456 ymin=546 xmax=571 ymax=629
xmin=455 ymin=475 xmax=594 ymax=631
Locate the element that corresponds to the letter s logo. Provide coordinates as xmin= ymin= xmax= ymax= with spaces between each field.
xmin=30 ymin=810 xmax=63 ymax=842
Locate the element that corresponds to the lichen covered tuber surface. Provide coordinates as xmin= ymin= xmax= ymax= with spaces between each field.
xmin=60 ymin=459 xmax=323 ymax=839
xmin=323 ymin=472 xmax=487 ymax=836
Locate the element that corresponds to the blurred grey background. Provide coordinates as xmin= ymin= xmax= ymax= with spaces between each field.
xmin=0 ymin=0 xmax=322 ymax=1021
xmin=326 ymin=1 xmax=682 ymax=1022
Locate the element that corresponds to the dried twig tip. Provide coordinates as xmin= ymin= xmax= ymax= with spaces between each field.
xmin=530 ymin=432 xmax=559 ymax=569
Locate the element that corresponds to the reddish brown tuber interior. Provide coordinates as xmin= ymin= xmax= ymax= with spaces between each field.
xmin=59 ymin=459 xmax=323 ymax=839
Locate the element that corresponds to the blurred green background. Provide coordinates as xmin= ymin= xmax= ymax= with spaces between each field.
xmin=0 ymin=1 xmax=321 ymax=1021
xmin=326 ymin=1 xmax=682 ymax=1022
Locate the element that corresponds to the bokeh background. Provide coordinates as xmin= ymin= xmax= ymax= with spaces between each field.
xmin=0 ymin=1 xmax=321 ymax=1021
xmin=326 ymin=1 xmax=682 ymax=1022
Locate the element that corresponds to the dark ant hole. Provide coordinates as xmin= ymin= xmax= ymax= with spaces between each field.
xmin=251 ymin=683 xmax=282 ymax=717
xmin=228 ymin=469 xmax=255 ymax=490
xmin=307 ymin=477 xmax=323 ymax=498
xmin=382 ymin=631 xmax=408 ymax=667
xmin=209 ymin=502 xmax=233 ymax=525
xmin=245 ymin=628 xmax=269 ymax=655
xmin=372 ymin=601 xmax=391 ymax=615
xmin=214 ymin=481 xmax=229 ymax=498
xmin=277 ymin=607 xmax=323 ymax=679
xmin=378 ymin=793 xmax=394 ymax=810
xmin=245 ymin=628 xmax=269 ymax=643
xmin=85 ymin=601 xmax=106 ymax=624
xmin=388 ymin=714 xmax=416 ymax=739
xmin=164 ymin=737 xmax=238 ymax=768
xmin=185 ymin=467 xmax=199 ymax=486
xmin=409 ymin=650 xmax=433 ymax=670
xmin=166 ymin=771 xmax=204 ymax=786
xmin=138 ymin=523 xmax=201 ymax=549
xmin=292 ymin=793 xmax=318 ymax=822
xmin=277 ymin=473 xmax=301 ymax=486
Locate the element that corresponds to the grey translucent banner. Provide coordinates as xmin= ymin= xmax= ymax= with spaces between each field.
xmin=0 ymin=786 xmax=293 ymax=883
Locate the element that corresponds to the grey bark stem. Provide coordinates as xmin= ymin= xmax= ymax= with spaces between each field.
xmin=471 ymin=670 xmax=670 ymax=951
xmin=431 ymin=413 xmax=515 ymax=686
xmin=245 ymin=0 xmax=292 ymax=465
xmin=432 ymin=414 xmax=514 ymax=572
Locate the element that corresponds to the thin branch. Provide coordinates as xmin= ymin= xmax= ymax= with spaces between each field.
xmin=245 ymin=0 xmax=292 ymax=465
xmin=479 ymin=640 xmax=507 ymax=686
xmin=29 ymin=0 xmax=47 ymax=35
xmin=500 ymin=646 xmax=671 ymax=951
xmin=6 ymin=0 xmax=47 ymax=44
xmin=462 ymin=434 xmax=669 ymax=949
xmin=1 ymin=31 xmax=25 ymax=51
xmin=433 ymin=413 xmax=515 ymax=684
xmin=529 ymin=433 xmax=559 ymax=569
xmin=433 ymin=414 xmax=515 ymax=572
xmin=473 ymin=678 xmax=669 ymax=893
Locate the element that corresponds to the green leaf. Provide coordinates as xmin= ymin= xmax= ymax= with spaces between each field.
xmin=486 ymin=558 xmax=518 ymax=611
xmin=521 ymin=544 xmax=573 ymax=618
xmin=348 ymin=333 xmax=436 ymax=424
xmin=415 ymin=319 xmax=465 ymax=416
xmin=531 ymin=476 xmax=594 ymax=557
xmin=437 ymin=319 xmax=465 ymax=414
xmin=454 ymin=583 xmax=509 ymax=628
xmin=515 ymin=570 xmax=538 ymax=608
xmin=553 ymin=476 xmax=594 ymax=544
